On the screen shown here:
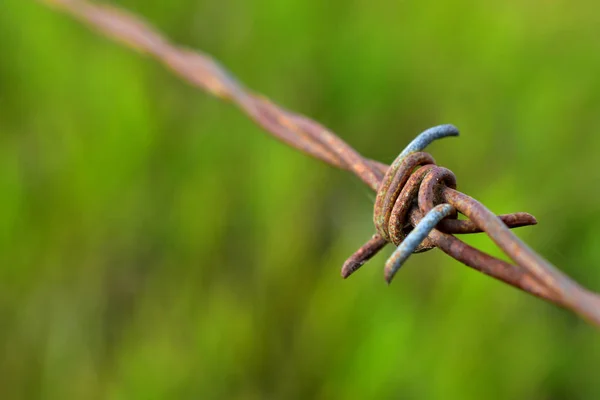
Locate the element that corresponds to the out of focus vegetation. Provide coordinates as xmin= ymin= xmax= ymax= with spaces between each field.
xmin=1 ymin=1 xmax=600 ymax=398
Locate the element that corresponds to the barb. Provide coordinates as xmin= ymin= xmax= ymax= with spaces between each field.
xmin=385 ymin=204 xmax=455 ymax=283
xmin=40 ymin=0 xmax=600 ymax=326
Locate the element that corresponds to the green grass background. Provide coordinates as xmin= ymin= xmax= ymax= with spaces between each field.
xmin=1 ymin=1 xmax=600 ymax=398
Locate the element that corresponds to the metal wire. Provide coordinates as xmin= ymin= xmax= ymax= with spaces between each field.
xmin=41 ymin=0 xmax=600 ymax=326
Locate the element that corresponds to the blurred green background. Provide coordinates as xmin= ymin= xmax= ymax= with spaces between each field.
xmin=2 ymin=0 xmax=600 ymax=398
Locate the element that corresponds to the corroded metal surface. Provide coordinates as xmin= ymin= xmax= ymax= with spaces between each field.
xmin=43 ymin=0 xmax=600 ymax=326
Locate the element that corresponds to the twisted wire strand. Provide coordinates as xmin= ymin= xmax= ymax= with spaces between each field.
xmin=40 ymin=0 xmax=600 ymax=326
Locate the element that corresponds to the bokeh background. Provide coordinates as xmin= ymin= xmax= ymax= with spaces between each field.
xmin=2 ymin=1 xmax=600 ymax=398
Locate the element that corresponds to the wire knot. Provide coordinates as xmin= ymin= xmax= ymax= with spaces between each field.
xmin=373 ymin=152 xmax=450 ymax=249
xmin=341 ymin=124 xmax=540 ymax=285
xmin=373 ymin=149 xmax=460 ymax=281
xmin=341 ymin=125 xmax=461 ymax=280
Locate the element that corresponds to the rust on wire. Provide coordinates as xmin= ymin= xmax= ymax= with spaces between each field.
xmin=41 ymin=0 xmax=600 ymax=326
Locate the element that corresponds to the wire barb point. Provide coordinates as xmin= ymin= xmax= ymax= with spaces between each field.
xmin=385 ymin=204 xmax=455 ymax=283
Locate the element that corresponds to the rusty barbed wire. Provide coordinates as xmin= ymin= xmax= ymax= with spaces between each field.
xmin=40 ymin=0 xmax=600 ymax=326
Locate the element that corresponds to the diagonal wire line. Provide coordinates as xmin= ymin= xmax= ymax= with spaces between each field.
xmin=39 ymin=0 xmax=600 ymax=326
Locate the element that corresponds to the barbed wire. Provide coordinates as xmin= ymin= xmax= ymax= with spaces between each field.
xmin=40 ymin=0 xmax=600 ymax=326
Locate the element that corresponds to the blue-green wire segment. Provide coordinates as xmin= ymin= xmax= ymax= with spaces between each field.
xmin=398 ymin=124 xmax=459 ymax=158
xmin=384 ymin=203 xmax=456 ymax=283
